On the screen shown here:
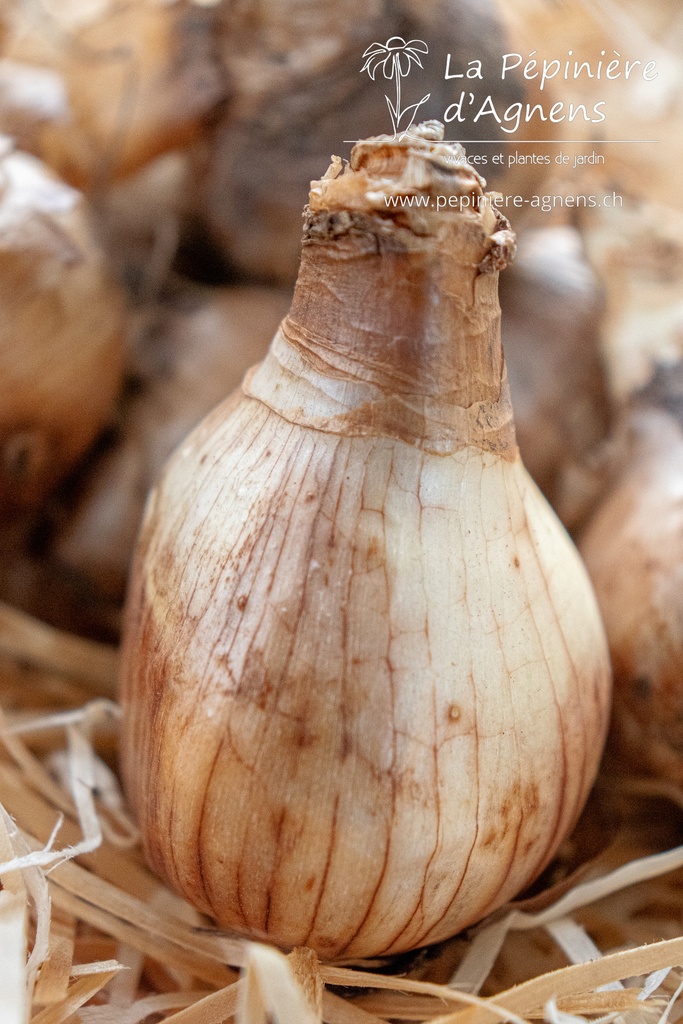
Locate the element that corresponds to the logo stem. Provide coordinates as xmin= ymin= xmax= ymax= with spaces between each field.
xmin=395 ymin=66 xmax=402 ymax=138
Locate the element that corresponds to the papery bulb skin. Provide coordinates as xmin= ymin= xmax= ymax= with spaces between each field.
xmin=499 ymin=226 xmax=609 ymax=521
xmin=2 ymin=0 xmax=223 ymax=188
xmin=579 ymin=364 xmax=683 ymax=785
xmin=120 ymin=123 xmax=611 ymax=960
xmin=0 ymin=144 xmax=124 ymax=510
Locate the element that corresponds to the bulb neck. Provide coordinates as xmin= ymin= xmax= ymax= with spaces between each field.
xmin=295 ymin=209 xmax=508 ymax=403
xmin=244 ymin=125 xmax=518 ymax=457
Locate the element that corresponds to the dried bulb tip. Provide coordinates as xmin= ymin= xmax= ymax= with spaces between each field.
xmin=308 ymin=120 xmax=486 ymax=222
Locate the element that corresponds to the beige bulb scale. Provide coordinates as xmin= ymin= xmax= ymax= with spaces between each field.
xmin=119 ymin=123 xmax=612 ymax=961
xmin=0 ymin=143 xmax=124 ymax=510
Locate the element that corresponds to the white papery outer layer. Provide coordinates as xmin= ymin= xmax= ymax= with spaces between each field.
xmin=121 ymin=391 xmax=610 ymax=960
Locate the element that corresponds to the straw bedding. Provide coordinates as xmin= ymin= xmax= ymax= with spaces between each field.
xmin=1 ymin=602 xmax=682 ymax=1024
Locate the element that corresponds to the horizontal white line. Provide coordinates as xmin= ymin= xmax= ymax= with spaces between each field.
xmin=342 ymin=139 xmax=658 ymax=144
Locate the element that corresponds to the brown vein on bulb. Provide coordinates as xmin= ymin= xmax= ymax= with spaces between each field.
xmin=302 ymin=793 xmax=341 ymax=949
xmin=339 ymin=438 xmax=373 ymax=779
xmin=382 ymin=467 xmax=442 ymax=953
xmin=540 ymin=565 xmax=591 ymax=838
xmin=194 ymin=737 xmax=225 ymax=909
xmin=384 ymin=683 xmax=443 ymax=955
xmin=217 ymin=398 xmax=269 ymax=457
xmin=301 ymin=439 xmax=357 ymax=949
xmin=167 ymin=428 xmax=312 ymax=918
xmin=211 ymin=423 xmax=300 ymax=686
xmin=233 ymin=444 xmax=309 ymax=665
xmin=274 ymin=443 xmax=328 ymax=672
xmin=231 ymin=429 xmax=307 ymax=705
xmin=176 ymin=477 xmax=241 ymax=709
xmin=424 ymin=446 xmax=481 ymax=941
xmin=160 ymin=400 xmax=264 ymax=560
xmin=192 ymin=429 xmax=310 ymax=926
xmin=131 ymin=591 xmax=158 ymax=741
xmin=336 ymin=654 xmax=396 ymax=959
xmin=553 ymin=539 xmax=604 ymax=815
xmin=152 ymin=411 xmax=267 ymax=682
xmin=505 ymin=484 xmax=568 ymax=886
xmin=193 ymin=704 xmax=271 ymax=922
xmin=533 ymin=528 xmax=594 ymax=841
xmin=333 ymin=446 xmax=396 ymax=956
xmin=284 ymin=440 xmax=352 ymax=942
xmin=508 ymin=468 xmax=572 ymax=879
xmin=493 ymin=466 xmax=531 ymax=897
xmin=263 ymin=806 xmax=287 ymax=932
xmin=147 ymin=503 xmax=224 ymax=899
xmin=254 ymin=434 xmax=320 ymax=707
xmin=256 ymin=439 xmax=330 ymax=938
xmin=210 ymin=458 xmax=284 ymax=626
xmin=198 ymin=714 xmax=275 ymax=925
xmin=173 ymin=422 xmax=300 ymax=763
xmin=477 ymin=484 xmax=526 ymax=918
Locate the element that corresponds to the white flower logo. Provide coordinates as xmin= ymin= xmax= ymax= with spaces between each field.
xmin=361 ymin=36 xmax=430 ymax=139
